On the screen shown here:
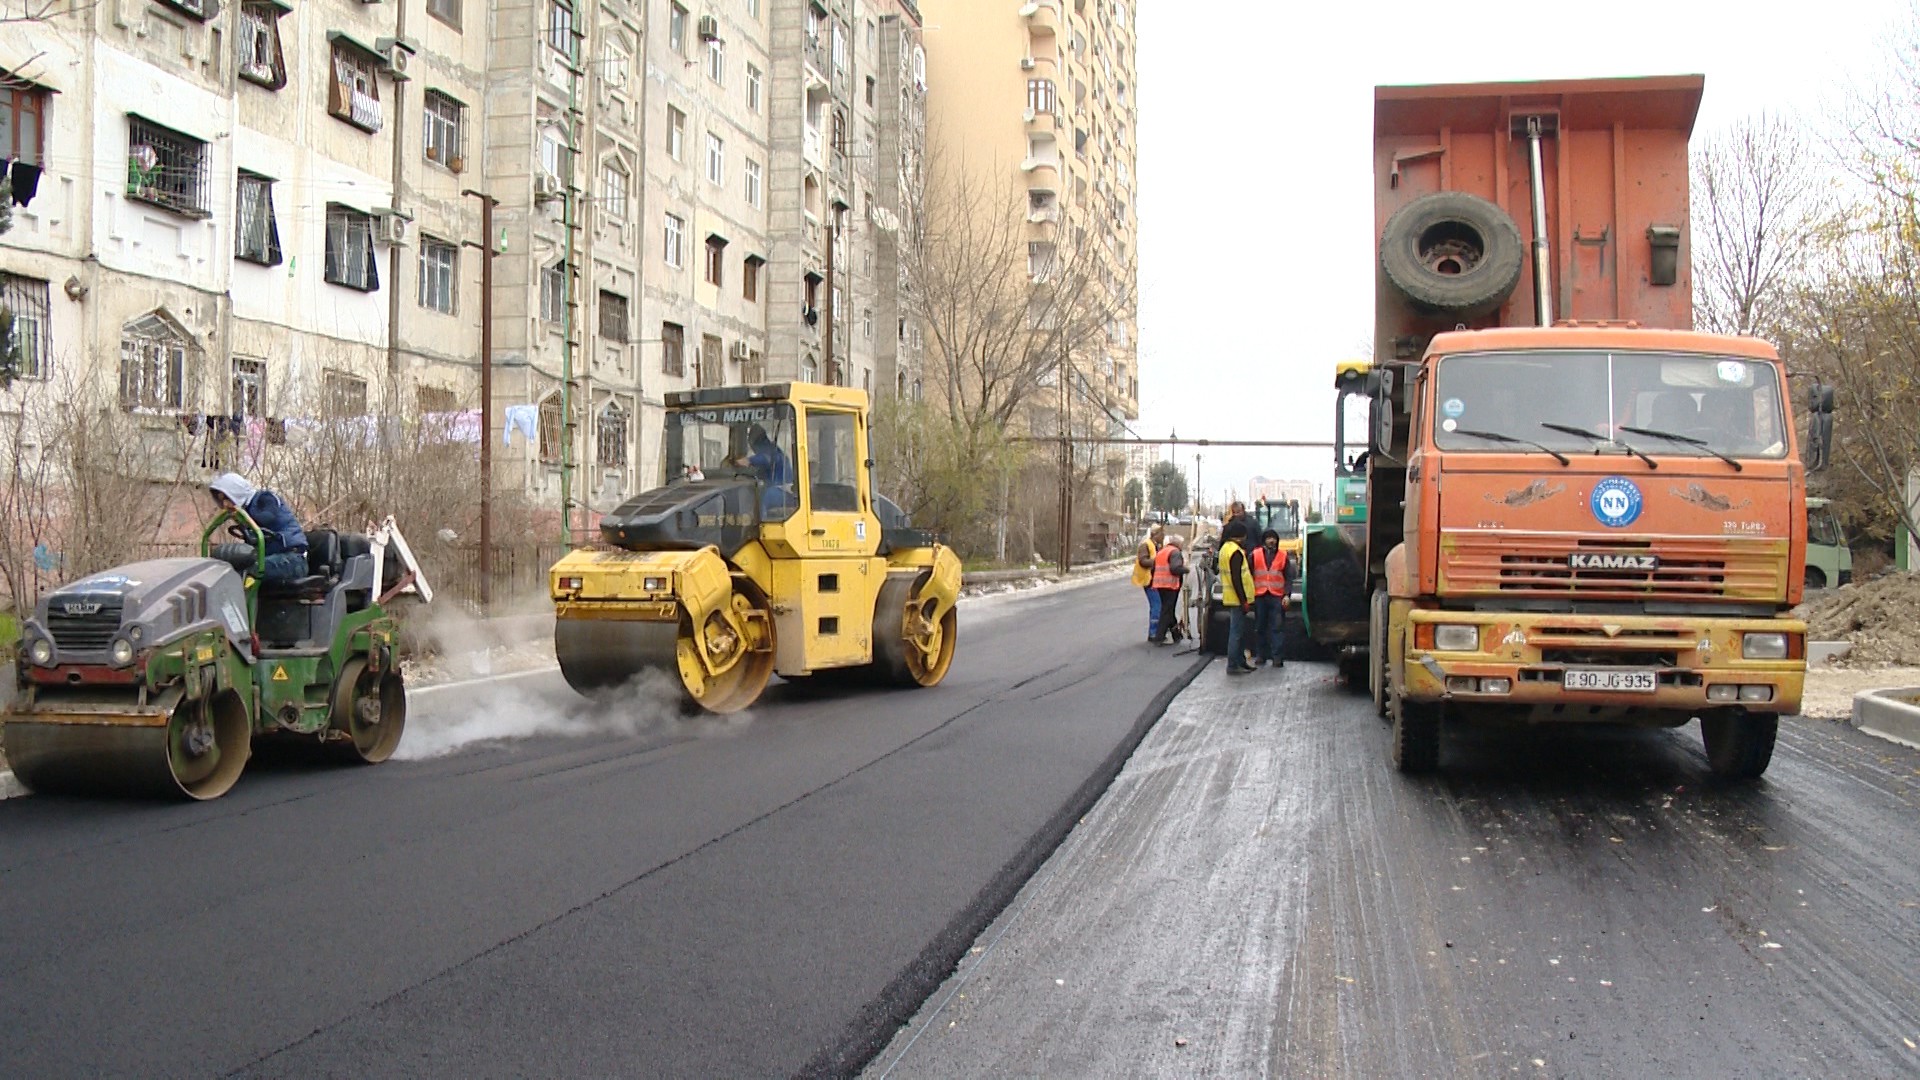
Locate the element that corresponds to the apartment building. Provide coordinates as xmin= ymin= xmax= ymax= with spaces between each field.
xmin=918 ymin=0 xmax=1139 ymax=511
xmin=0 ymin=0 xmax=926 ymax=527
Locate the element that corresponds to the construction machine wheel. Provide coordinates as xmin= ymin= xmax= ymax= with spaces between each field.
xmin=330 ymin=658 xmax=407 ymax=763
xmin=555 ymin=584 xmax=775 ymax=714
xmin=7 ymin=689 xmax=253 ymax=800
xmin=874 ymin=573 xmax=958 ymax=688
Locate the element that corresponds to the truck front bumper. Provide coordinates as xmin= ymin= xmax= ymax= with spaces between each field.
xmin=1401 ymin=609 xmax=1805 ymax=719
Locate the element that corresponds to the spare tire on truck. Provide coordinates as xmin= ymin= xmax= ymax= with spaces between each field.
xmin=1379 ymin=190 xmax=1525 ymax=319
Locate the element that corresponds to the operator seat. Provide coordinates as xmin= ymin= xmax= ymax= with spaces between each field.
xmin=1648 ymin=391 xmax=1699 ymax=431
xmin=261 ymin=529 xmax=342 ymax=601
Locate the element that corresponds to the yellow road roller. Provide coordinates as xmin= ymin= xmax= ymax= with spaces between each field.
xmin=549 ymin=382 xmax=962 ymax=713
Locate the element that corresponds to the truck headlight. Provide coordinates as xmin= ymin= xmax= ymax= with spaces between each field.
xmin=28 ymin=637 xmax=55 ymax=666
xmin=1433 ymin=624 xmax=1480 ymax=651
xmin=1742 ymin=632 xmax=1788 ymax=660
xmin=109 ymin=637 xmax=136 ymax=667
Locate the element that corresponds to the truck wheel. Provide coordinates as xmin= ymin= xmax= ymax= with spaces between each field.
xmin=1804 ymin=567 xmax=1826 ymax=591
xmin=1389 ymin=658 xmax=1442 ymax=774
xmin=1701 ymin=710 xmax=1777 ymax=780
xmin=1369 ymin=588 xmax=1390 ymax=719
xmin=1379 ymin=191 xmax=1525 ymax=318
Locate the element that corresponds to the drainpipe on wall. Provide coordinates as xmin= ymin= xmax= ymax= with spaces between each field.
xmin=383 ymin=1 xmax=411 ymax=394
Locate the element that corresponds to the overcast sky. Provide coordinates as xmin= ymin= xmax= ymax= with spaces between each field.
xmin=1132 ymin=0 xmax=1906 ymax=510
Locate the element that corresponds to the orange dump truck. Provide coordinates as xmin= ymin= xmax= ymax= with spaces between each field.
xmin=1363 ymin=76 xmax=1808 ymax=778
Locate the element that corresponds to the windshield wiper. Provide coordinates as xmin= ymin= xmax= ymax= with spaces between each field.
xmin=1540 ymin=422 xmax=1658 ymax=470
xmin=1453 ymin=428 xmax=1570 ymax=466
xmin=1618 ymin=425 xmax=1743 ymax=472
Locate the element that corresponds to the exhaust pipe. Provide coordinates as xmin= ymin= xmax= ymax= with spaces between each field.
xmin=1519 ymin=114 xmax=1556 ymax=327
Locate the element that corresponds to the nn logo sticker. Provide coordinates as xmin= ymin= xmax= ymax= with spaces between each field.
xmin=1589 ymin=477 xmax=1643 ymax=529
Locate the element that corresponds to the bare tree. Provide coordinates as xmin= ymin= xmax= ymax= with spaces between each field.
xmin=887 ymin=141 xmax=1137 ymax=557
xmin=1691 ymin=114 xmax=1823 ymax=338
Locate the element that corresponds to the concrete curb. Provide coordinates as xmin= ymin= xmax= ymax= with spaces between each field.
xmin=1851 ymin=686 xmax=1920 ymax=751
xmin=1809 ymin=640 xmax=1853 ymax=667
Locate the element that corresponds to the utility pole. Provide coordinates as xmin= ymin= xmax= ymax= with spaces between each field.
xmin=461 ymin=188 xmax=497 ymax=609
xmin=823 ymin=206 xmax=838 ymax=382
xmin=1193 ymin=453 xmax=1203 ymax=519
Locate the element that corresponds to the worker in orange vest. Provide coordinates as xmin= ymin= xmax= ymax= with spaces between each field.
xmin=1251 ymin=528 xmax=1293 ymax=668
xmin=1148 ymin=534 xmax=1188 ymax=645
xmin=1133 ymin=524 xmax=1164 ymax=641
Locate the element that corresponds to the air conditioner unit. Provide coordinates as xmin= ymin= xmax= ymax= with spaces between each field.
xmin=384 ymin=48 xmax=411 ymax=80
xmin=730 ymin=340 xmax=751 ymax=361
xmin=373 ymin=211 xmax=410 ymax=245
xmin=1019 ymin=56 xmax=1035 ymax=70
xmin=698 ymin=14 xmax=720 ymax=40
xmin=533 ymin=173 xmax=564 ymax=201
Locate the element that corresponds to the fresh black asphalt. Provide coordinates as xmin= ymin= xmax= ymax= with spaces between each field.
xmin=0 ymin=577 xmax=1203 ymax=1079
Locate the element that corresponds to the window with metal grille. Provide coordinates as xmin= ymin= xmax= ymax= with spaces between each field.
xmin=324 ymin=370 xmax=368 ymax=417
xmin=662 ymin=322 xmax=685 ymax=376
xmin=1 ymin=274 xmax=52 ymax=382
xmin=423 ymin=91 xmax=464 ymax=169
xmin=598 ymin=290 xmax=628 ymax=341
xmin=126 ymin=116 xmax=210 ymax=217
xmin=119 ymin=313 xmax=192 ymax=411
xmin=327 ymin=41 xmax=383 ymax=132
xmin=418 ymin=236 xmax=457 ymax=314
xmin=597 ymin=403 xmax=629 ymax=467
xmin=237 ymin=3 xmax=288 ymax=88
xmin=699 ymin=335 xmax=723 ymax=388
xmin=541 ymin=262 xmax=567 ymax=322
xmin=705 ymin=235 xmax=725 ymax=287
xmin=538 ymin=393 xmax=564 ymax=462
xmin=235 ymin=172 xmax=283 ymax=265
xmin=324 ymin=205 xmax=379 ymax=291
xmin=428 ymin=0 xmax=460 ymax=30
xmin=2 ymin=74 xmax=48 ymax=166
xmin=232 ymin=357 xmax=267 ymax=419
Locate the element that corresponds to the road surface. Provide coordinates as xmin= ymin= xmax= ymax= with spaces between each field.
xmin=869 ymin=662 xmax=1920 ymax=1078
xmin=0 ymin=576 xmax=1202 ymax=1078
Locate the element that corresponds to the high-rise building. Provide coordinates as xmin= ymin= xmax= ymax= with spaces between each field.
xmin=917 ymin=0 xmax=1139 ymax=510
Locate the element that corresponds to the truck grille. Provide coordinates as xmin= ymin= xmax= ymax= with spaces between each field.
xmin=46 ymin=601 xmax=125 ymax=652
xmin=1440 ymin=534 xmax=1785 ymax=601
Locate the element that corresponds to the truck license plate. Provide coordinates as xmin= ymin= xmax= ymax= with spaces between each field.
xmin=1563 ymin=670 xmax=1657 ymax=693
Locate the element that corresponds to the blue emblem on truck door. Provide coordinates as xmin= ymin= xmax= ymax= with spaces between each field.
xmin=1590 ymin=477 xmax=1643 ymax=528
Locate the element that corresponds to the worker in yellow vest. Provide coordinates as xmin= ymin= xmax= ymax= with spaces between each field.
xmin=1218 ymin=519 xmax=1257 ymax=675
xmin=1251 ymin=528 xmax=1293 ymax=668
xmin=1132 ymin=524 xmax=1164 ymax=642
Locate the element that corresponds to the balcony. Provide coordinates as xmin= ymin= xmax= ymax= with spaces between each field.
xmin=803 ymin=125 xmax=825 ymax=168
xmin=1024 ymin=105 xmax=1062 ymax=132
xmin=1020 ymin=0 xmax=1060 ymax=34
xmin=804 ymin=34 xmax=829 ymax=84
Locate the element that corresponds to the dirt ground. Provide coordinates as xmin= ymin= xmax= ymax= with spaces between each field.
xmin=1801 ymin=665 xmax=1920 ymax=720
xmin=1800 ymin=571 xmax=1920 ymax=666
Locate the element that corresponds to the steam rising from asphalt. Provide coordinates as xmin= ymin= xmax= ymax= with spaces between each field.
xmin=394 ymin=668 xmax=754 ymax=760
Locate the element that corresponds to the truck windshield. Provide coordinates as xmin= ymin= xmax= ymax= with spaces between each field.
xmin=1432 ymin=351 xmax=1788 ymax=460
xmin=663 ymin=403 xmax=799 ymax=519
